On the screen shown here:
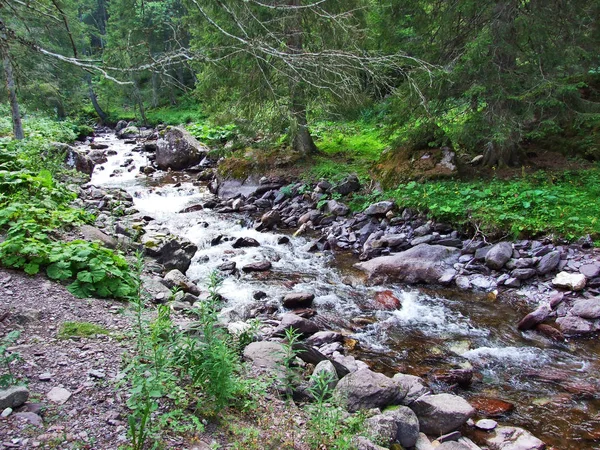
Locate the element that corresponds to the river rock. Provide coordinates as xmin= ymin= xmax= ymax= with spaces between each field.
xmin=232 ymin=237 xmax=260 ymax=248
xmin=365 ymin=413 xmax=399 ymax=447
xmin=485 ymin=242 xmax=513 ymax=270
xmin=79 ymin=224 xmax=117 ymax=249
xmin=155 ymin=126 xmax=209 ymax=171
xmin=257 ymin=210 xmax=281 ymax=231
xmin=118 ymin=126 xmax=139 ymax=139
xmin=325 ymin=200 xmax=350 ymax=216
xmin=282 ymin=292 xmax=315 ymax=309
xmin=556 ymin=315 xmax=594 ymax=335
xmin=410 ymin=393 xmax=475 ymax=435
xmin=469 ymin=396 xmax=514 ymax=417
xmin=384 ymin=405 xmax=420 ymax=448
xmin=243 ymin=341 xmax=286 ymax=378
xmin=88 ymin=149 xmax=108 ymax=164
xmin=486 ymin=426 xmax=545 ymax=450
xmin=355 ymin=244 xmax=459 ymax=285
xmin=305 ymin=331 xmax=343 ymax=347
xmin=364 ymin=201 xmax=395 ymax=216
xmin=352 ymin=437 xmax=388 ymax=450
xmin=242 ymin=260 xmax=272 ymax=272
xmin=142 ymin=232 xmax=198 ymax=273
xmin=373 ymin=290 xmax=402 ymax=310
xmin=511 ymin=268 xmax=536 ymax=280
xmin=517 ymin=304 xmax=551 ymax=331
xmin=335 ymin=174 xmax=360 ymax=195
xmin=309 ymin=360 xmax=339 ymax=393
xmin=534 ymin=323 xmax=564 ymax=341
xmin=436 ymin=443 xmax=470 ymax=450
xmin=580 ymin=263 xmax=600 ymax=278
xmin=115 ymin=120 xmax=128 ymax=132
xmin=392 ymin=373 xmax=429 ymax=405
xmin=273 ymin=313 xmax=319 ymax=337
xmin=570 ymin=298 xmax=600 ymax=319
xmin=162 ymin=269 xmax=200 ymax=296
xmin=52 ymin=143 xmax=95 ymax=175
xmin=142 ymin=275 xmax=173 ymax=302
xmin=0 ymin=386 xmax=29 ymax=410
xmin=552 ymin=271 xmax=586 ymax=290
xmin=476 ymin=419 xmax=498 ymax=431
xmin=536 ymin=251 xmax=560 ymax=275
xmin=333 ymin=369 xmax=404 ymax=412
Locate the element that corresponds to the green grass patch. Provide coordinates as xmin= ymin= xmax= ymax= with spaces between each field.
xmin=58 ymin=321 xmax=110 ymax=339
xmin=373 ymin=169 xmax=600 ymax=241
xmin=308 ymin=121 xmax=388 ymax=182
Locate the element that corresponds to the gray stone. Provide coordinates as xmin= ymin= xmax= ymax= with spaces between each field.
xmin=333 ymin=369 xmax=404 ymax=412
xmin=273 ymin=314 xmax=319 ymax=337
xmin=1 ymin=407 xmax=11 ymax=417
xmin=536 ymin=251 xmax=560 ymax=275
xmin=325 ymin=200 xmax=350 ymax=216
xmin=258 ymin=210 xmax=281 ymax=230
xmin=436 ymin=443 xmax=470 ymax=450
xmin=410 ymin=393 xmax=475 ymax=435
xmin=384 ymin=405 xmax=420 ymax=448
xmin=485 ymin=242 xmax=513 ymax=270
xmin=79 ymin=225 xmax=117 ymax=249
xmin=476 ymin=419 xmax=498 ymax=431
xmin=156 ymin=126 xmax=209 ymax=170
xmin=517 ymin=305 xmax=551 ymax=331
xmin=365 ymin=414 xmax=398 ymax=446
xmin=305 ymin=331 xmax=343 ymax=347
xmin=352 ymin=437 xmax=387 ymax=450
xmin=392 ymin=373 xmax=429 ymax=405
xmin=486 ymin=426 xmax=545 ymax=450
xmin=570 ymin=299 xmax=600 ymax=319
xmin=310 ymin=360 xmax=339 ymax=393
xmin=243 ymin=341 xmax=285 ymax=377
xmin=0 ymin=386 xmax=29 ymax=410
xmin=580 ymin=263 xmax=600 ymax=278
xmin=232 ymin=237 xmax=260 ymax=248
xmin=556 ymin=315 xmax=594 ymax=335
xmin=162 ymin=269 xmax=200 ymax=295
xmin=504 ymin=277 xmax=521 ymax=288
xmin=242 ymin=260 xmax=272 ymax=272
xmin=14 ymin=412 xmax=43 ymax=427
xmin=364 ymin=201 xmax=395 ymax=216
xmin=511 ymin=269 xmax=536 ymax=280
xmin=282 ymin=292 xmax=314 ymax=309
xmin=415 ymin=433 xmax=435 ymax=450
xmin=142 ymin=276 xmax=172 ymax=302
xmin=142 ymin=232 xmax=198 ymax=273
xmin=411 ymin=235 xmax=435 ymax=246
xmin=355 ymin=244 xmax=459 ymax=285
xmin=335 ymin=174 xmax=361 ymax=195
xmin=47 ymin=386 xmax=71 ymax=405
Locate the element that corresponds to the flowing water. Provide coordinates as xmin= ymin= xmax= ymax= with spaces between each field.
xmin=90 ymin=133 xmax=600 ymax=449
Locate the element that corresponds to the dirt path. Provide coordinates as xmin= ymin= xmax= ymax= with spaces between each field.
xmin=0 ymin=267 xmax=134 ymax=449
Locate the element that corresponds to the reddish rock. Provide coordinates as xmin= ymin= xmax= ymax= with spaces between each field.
xmin=517 ymin=304 xmax=551 ymax=331
xmin=535 ymin=324 xmax=565 ymax=341
xmin=430 ymin=368 xmax=473 ymax=387
xmin=373 ymin=290 xmax=402 ymax=310
xmin=469 ymin=396 xmax=514 ymax=417
xmin=282 ymin=292 xmax=315 ymax=309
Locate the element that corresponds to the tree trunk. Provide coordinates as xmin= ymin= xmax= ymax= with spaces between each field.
xmin=286 ymin=0 xmax=317 ymax=155
xmin=131 ymin=78 xmax=148 ymax=126
xmin=86 ymin=75 xmax=108 ymax=124
xmin=2 ymin=53 xmax=24 ymax=140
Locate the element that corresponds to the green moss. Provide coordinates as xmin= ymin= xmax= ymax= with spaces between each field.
xmin=58 ymin=321 xmax=110 ymax=339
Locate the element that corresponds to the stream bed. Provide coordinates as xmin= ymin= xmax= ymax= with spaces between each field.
xmin=89 ymin=133 xmax=600 ymax=449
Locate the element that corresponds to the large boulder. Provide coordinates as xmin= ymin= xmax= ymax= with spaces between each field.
xmin=384 ymin=406 xmax=420 ymax=448
xmin=485 ymin=426 xmax=545 ymax=450
xmin=333 ymin=369 xmax=404 ymax=412
xmin=79 ymin=224 xmax=117 ymax=249
xmin=570 ymin=298 xmax=600 ymax=319
xmin=0 ymin=386 xmax=29 ymax=410
xmin=243 ymin=341 xmax=285 ymax=379
xmin=142 ymin=231 xmax=198 ymax=273
xmin=410 ymin=393 xmax=475 ymax=435
xmin=156 ymin=126 xmax=209 ymax=171
xmin=51 ymin=143 xmax=95 ymax=175
xmin=552 ymin=271 xmax=586 ymax=291
xmin=355 ymin=244 xmax=459 ymax=285
xmin=485 ymin=242 xmax=513 ymax=270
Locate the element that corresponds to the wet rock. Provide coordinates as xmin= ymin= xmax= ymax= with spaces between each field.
xmin=79 ymin=224 xmax=117 ymax=249
xmin=392 ymin=373 xmax=429 ymax=405
xmin=430 ymin=369 xmax=473 ymax=387
xmin=335 ymin=174 xmax=360 ymax=195
xmin=536 ymin=251 xmax=560 ymax=275
xmin=115 ymin=120 xmax=128 ymax=132
xmin=486 ymin=426 xmax=545 ymax=450
xmin=118 ymin=125 xmax=139 ymax=139
xmin=242 ymin=260 xmax=272 ymax=272
xmin=485 ymin=242 xmax=513 ymax=270
xmin=333 ymin=369 xmax=404 ymax=412
xmin=47 ymin=386 xmax=71 ymax=404
xmin=455 ymin=276 xmax=471 ymax=290
xmin=570 ymin=298 xmax=600 ymax=319
xmin=156 ymin=126 xmax=209 ymax=170
xmin=410 ymin=393 xmax=475 ymax=435
xmin=504 ymin=277 xmax=521 ymax=288
xmin=534 ymin=324 xmax=564 ymax=341
xmin=257 ymin=210 xmax=281 ymax=231
xmin=355 ymin=244 xmax=459 ymax=285
xmin=232 ymin=237 xmax=260 ymax=248
xmin=162 ymin=269 xmax=200 ymax=296
xmin=556 ymin=315 xmax=594 ymax=335
xmin=469 ymin=275 xmax=497 ymax=291
xmin=373 ymin=290 xmax=402 ymax=310
xmin=306 ymin=331 xmax=343 ymax=347
xmin=364 ymin=201 xmax=395 ymax=216
xmin=517 ymin=304 xmax=551 ymax=331
xmin=282 ymin=292 xmax=315 ymax=309
xmin=277 ymin=236 xmax=290 ymax=245
xmin=0 ymin=386 xmax=29 ymax=410
xmin=552 ymin=271 xmax=586 ymax=291
xmin=273 ymin=313 xmax=319 ymax=337
xmin=299 ymin=210 xmax=321 ymax=225
xmin=469 ymin=396 xmax=514 ymax=417
xmin=580 ymin=263 xmax=600 ymax=278
xmin=88 ymin=149 xmax=108 ymax=164
xmin=142 ymin=232 xmax=198 ymax=273
xmin=51 ymin=143 xmax=95 ymax=176
xmin=217 ymin=261 xmax=236 ymax=272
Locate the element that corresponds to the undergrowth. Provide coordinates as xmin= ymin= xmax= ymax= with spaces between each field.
xmin=0 ymin=116 xmax=136 ymax=299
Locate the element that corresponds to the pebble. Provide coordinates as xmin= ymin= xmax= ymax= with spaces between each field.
xmin=38 ymin=373 xmax=53 ymax=381
xmin=475 ymin=419 xmax=498 ymax=431
xmin=88 ymin=369 xmax=106 ymax=379
xmin=47 ymin=387 xmax=72 ymax=405
xmin=1 ymin=407 xmax=13 ymax=417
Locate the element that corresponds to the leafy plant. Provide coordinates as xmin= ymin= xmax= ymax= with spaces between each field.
xmin=0 ymin=331 xmax=22 ymax=388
